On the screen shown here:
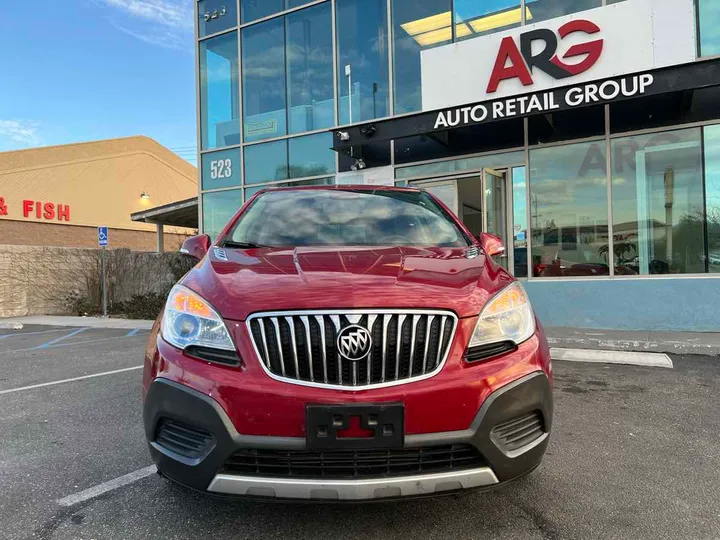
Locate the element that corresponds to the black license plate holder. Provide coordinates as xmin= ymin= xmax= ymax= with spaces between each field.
xmin=306 ymin=404 xmax=404 ymax=450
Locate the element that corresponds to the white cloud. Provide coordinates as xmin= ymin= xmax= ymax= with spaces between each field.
xmin=98 ymin=0 xmax=193 ymax=50
xmin=110 ymin=21 xmax=187 ymax=50
xmin=100 ymin=0 xmax=193 ymax=29
xmin=0 ymin=120 xmax=41 ymax=147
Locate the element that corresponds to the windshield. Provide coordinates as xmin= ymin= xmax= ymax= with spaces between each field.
xmin=226 ymin=189 xmax=470 ymax=248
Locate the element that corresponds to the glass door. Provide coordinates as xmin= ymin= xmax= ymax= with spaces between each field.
xmin=421 ymin=179 xmax=458 ymax=214
xmin=482 ymin=168 xmax=511 ymax=270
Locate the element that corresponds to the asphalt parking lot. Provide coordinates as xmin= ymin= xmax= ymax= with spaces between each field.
xmin=1 ymin=325 xmax=718 ymax=540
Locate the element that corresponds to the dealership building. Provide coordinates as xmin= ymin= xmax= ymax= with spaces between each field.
xmin=195 ymin=0 xmax=720 ymax=331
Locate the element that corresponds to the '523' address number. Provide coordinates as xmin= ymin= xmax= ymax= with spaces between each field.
xmin=210 ymin=158 xmax=232 ymax=179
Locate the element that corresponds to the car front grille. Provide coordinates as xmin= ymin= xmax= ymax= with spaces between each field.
xmin=222 ymin=444 xmax=485 ymax=479
xmin=247 ymin=310 xmax=457 ymax=388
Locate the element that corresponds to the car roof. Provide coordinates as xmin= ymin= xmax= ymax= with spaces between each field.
xmin=255 ymin=184 xmax=423 ymax=195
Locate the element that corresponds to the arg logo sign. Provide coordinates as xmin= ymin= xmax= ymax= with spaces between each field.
xmin=487 ymin=20 xmax=604 ymax=93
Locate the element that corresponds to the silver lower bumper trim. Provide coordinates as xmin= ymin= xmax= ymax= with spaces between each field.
xmin=207 ymin=467 xmax=499 ymax=500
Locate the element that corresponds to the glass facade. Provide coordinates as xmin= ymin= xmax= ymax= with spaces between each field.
xmin=455 ymin=0 xmax=523 ymax=40
xmin=698 ymin=0 xmax=720 ymax=57
xmin=612 ymin=129 xmax=705 ymax=275
xmin=527 ymin=0 xmax=603 ymax=23
xmin=198 ymin=0 xmax=237 ymax=37
xmin=245 ymin=132 xmax=335 ymax=185
xmin=336 ymin=0 xmax=390 ymax=124
xmin=705 ymin=125 xmax=720 ymax=272
xmin=200 ymin=32 xmax=240 ymax=150
xmin=392 ymin=0 xmax=451 ymax=114
xmin=203 ymin=190 xmax=242 ymax=240
xmin=242 ymin=18 xmax=287 ymax=142
xmin=201 ymin=148 xmax=241 ymax=190
xmin=530 ymin=141 xmax=610 ymax=278
xmin=196 ymin=0 xmax=717 ymax=267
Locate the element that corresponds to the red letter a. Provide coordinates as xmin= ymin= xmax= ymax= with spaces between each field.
xmin=486 ymin=37 xmax=533 ymax=93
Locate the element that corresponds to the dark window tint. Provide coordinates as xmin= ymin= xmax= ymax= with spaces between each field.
xmin=229 ymin=190 xmax=470 ymax=247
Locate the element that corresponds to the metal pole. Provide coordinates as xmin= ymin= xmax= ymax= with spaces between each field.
xmin=101 ymin=246 xmax=108 ymax=318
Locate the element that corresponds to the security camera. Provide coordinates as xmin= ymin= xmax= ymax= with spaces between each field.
xmin=336 ymin=131 xmax=350 ymax=141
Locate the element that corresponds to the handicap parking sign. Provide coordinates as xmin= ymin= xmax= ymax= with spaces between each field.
xmin=98 ymin=226 xmax=108 ymax=247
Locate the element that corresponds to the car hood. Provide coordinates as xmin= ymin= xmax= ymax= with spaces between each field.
xmin=182 ymin=246 xmax=513 ymax=321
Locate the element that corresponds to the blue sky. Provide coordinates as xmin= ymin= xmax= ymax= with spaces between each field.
xmin=0 ymin=0 xmax=197 ymax=164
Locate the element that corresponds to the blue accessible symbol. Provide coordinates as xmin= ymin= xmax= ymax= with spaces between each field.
xmin=98 ymin=226 xmax=109 ymax=247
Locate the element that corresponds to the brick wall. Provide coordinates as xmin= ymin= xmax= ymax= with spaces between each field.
xmin=0 ymin=220 xmax=191 ymax=251
xmin=0 ymin=244 xmax=189 ymax=318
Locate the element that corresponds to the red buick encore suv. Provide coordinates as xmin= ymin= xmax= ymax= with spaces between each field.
xmin=142 ymin=185 xmax=552 ymax=501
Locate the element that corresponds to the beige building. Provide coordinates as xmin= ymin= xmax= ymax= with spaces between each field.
xmin=0 ymin=136 xmax=197 ymax=251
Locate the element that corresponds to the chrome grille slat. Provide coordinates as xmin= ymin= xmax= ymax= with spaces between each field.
xmin=422 ymin=315 xmax=435 ymax=373
xmin=408 ymin=315 xmax=419 ymax=377
xmin=248 ymin=310 xmax=457 ymax=390
xmin=395 ymin=314 xmax=407 ymax=380
xmin=437 ymin=316 xmax=447 ymax=369
xmin=258 ymin=320 xmax=270 ymax=368
xmin=315 ymin=315 xmax=328 ymax=383
xmin=381 ymin=315 xmax=389 ymax=383
xmin=270 ymin=318 xmax=286 ymax=377
xmin=329 ymin=315 xmax=341 ymax=384
xmin=285 ymin=316 xmax=300 ymax=378
xmin=300 ymin=315 xmax=313 ymax=382
xmin=366 ymin=314 xmax=378 ymax=385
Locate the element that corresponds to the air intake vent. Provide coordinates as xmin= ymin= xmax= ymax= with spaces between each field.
xmin=490 ymin=411 xmax=545 ymax=453
xmin=155 ymin=418 xmax=214 ymax=460
xmin=222 ymin=444 xmax=485 ymax=479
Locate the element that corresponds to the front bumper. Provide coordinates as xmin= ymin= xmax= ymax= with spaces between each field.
xmin=144 ymin=370 xmax=552 ymax=501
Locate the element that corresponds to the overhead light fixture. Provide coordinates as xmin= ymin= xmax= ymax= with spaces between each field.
xmin=401 ymin=7 xmax=532 ymax=48
xmin=401 ymin=11 xmax=452 ymax=37
xmin=414 ymin=27 xmax=453 ymax=47
xmin=336 ymin=131 xmax=350 ymax=141
xmin=141 ymin=192 xmax=150 ymax=200
xmin=468 ymin=7 xmax=532 ymax=34
xmin=351 ymin=158 xmax=366 ymax=171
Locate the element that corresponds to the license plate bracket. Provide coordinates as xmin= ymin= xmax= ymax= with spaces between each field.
xmin=306 ymin=404 xmax=404 ymax=450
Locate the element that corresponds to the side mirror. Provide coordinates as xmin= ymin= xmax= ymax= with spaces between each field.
xmin=180 ymin=234 xmax=211 ymax=260
xmin=478 ymin=232 xmax=505 ymax=257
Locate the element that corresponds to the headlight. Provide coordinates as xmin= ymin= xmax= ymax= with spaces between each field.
xmin=469 ymin=282 xmax=535 ymax=348
xmin=161 ymin=284 xmax=235 ymax=351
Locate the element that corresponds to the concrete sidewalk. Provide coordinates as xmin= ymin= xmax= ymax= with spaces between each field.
xmin=546 ymin=326 xmax=720 ymax=357
xmin=0 ymin=315 xmax=154 ymax=330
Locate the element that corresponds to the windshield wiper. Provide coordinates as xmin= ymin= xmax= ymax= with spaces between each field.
xmin=222 ymin=240 xmax=269 ymax=249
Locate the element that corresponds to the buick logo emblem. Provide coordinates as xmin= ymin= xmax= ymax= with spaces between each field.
xmin=337 ymin=325 xmax=372 ymax=362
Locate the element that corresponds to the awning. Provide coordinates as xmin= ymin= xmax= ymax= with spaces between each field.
xmin=130 ymin=197 xmax=198 ymax=228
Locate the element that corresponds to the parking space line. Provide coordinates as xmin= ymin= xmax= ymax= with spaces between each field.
xmin=35 ymin=327 xmax=89 ymax=349
xmin=0 ymin=328 xmax=69 ymax=340
xmin=125 ymin=328 xmax=141 ymax=337
xmin=56 ymin=465 xmax=156 ymax=507
xmin=0 ymin=366 xmax=142 ymax=395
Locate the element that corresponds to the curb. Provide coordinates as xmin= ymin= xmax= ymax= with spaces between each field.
xmin=547 ymin=336 xmax=720 ymax=357
xmin=551 ymin=347 xmax=673 ymax=368
xmin=0 ymin=316 xmax=154 ymax=330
